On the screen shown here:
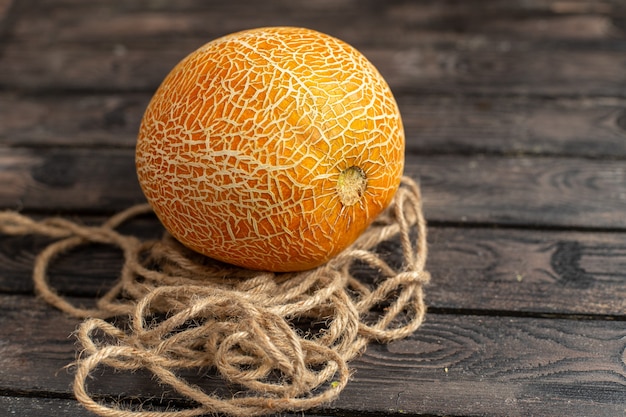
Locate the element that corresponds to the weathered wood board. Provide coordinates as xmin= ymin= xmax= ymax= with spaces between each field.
xmin=1 ymin=147 xmax=625 ymax=229
xmin=0 ymin=294 xmax=624 ymax=416
xmin=0 ymin=0 xmax=625 ymax=416
xmin=3 ymin=93 xmax=626 ymax=158
xmin=1 ymin=219 xmax=625 ymax=316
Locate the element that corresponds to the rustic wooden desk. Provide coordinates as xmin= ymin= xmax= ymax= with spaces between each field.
xmin=1 ymin=1 xmax=625 ymax=416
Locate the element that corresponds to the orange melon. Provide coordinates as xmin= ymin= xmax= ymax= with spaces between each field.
xmin=135 ymin=27 xmax=404 ymax=272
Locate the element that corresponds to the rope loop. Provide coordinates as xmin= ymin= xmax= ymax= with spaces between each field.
xmin=0 ymin=176 xmax=430 ymax=417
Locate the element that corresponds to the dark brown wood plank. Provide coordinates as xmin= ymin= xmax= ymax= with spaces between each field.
xmin=0 ymin=92 xmax=146 ymax=148
xmin=2 ymin=220 xmax=625 ymax=316
xmin=1 ymin=0 xmax=625 ymax=94
xmin=426 ymin=227 xmax=626 ymax=315
xmin=9 ymin=0 xmax=626 ymax=46
xmin=0 ymin=0 xmax=14 ymax=31
xmin=0 ymin=147 xmax=145 ymax=212
xmin=407 ymin=154 xmax=626 ymax=229
xmin=0 ymin=397 xmax=92 ymax=417
xmin=1 ymin=2 xmax=623 ymax=417
xmin=400 ymin=95 xmax=626 ymax=158
xmin=0 ymin=216 xmax=161 ymax=295
xmin=3 ymin=92 xmax=626 ymax=158
xmin=1 ymin=147 xmax=625 ymax=228
xmin=3 ymin=38 xmax=626 ymax=96
xmin=0 ymin=294 xmax=623 ymax=417
xmin=0 ymin=396 xmax=325 ymax=417
xmin=351 ymin=314 xmax=626 ymax=417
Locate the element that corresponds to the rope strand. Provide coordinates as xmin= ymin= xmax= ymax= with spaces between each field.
xmin=0 ymin=176 xmax=430 ymax=417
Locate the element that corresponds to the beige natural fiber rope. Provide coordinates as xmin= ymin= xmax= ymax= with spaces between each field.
xmin=0 ymin=176 xmax=430 ymax=417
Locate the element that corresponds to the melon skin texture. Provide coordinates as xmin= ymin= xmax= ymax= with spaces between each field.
xmin=136 ymin=27 xmax=405 ymax=272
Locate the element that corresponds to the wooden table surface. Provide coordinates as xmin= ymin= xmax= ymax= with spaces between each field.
xmin=1 ymin=1 xmax=625 ymax=416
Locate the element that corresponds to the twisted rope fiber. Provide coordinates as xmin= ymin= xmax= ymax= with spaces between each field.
xmin=0 ymin=176 xmax=430 ymax=417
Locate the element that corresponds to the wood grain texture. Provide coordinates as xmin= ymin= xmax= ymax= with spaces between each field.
xmin=427 ymin=228 xmax=626 ymax=315
xmin=0 ymin=92 xmax=146 ymax=148
xmin=0 ymin=148 xmax=145 ymax=212
xmin=3 ymin=92 xmax=626 ymax=158
xmin=0 ymin=397 xmax=93 ymax=417
xmin=0 ymin=396 xmax=326 ymax=417
xmin=349 ymin=314 xmax=626 ymax=417
xmin=398 ymin=95 xmax=626 ymax=158
xmin=1 ymin=0 xmax=625 ymax=94
xmin=408 ymin=155 xmax=626 ymax=228
xmin=0 ymin=0 xmax=14 ymax=31
xmin=3 ymin=39 xmax=626 ymax=96
xmin=9 ymin=0 xmax=626 ymax=46
xmin=1 ymin=1 xmax=626 ymax=416
xmin=1 ymin=220 xmax=625 ymax=316
xmin=1 ymin=147 xmax=625 ymax=228
xmin=0 ymin=294 xmax=623 ymax=416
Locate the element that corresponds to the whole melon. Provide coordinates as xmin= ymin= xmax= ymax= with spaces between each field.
xmin=136 ymin=27 xmax=404 ymax=272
